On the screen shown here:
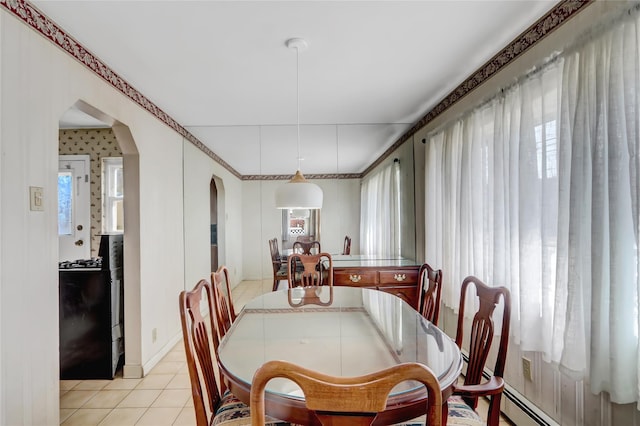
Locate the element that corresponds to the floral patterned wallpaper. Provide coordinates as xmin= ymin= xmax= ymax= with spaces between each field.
xmin=59 ymin=128 xmax=122 ymax=257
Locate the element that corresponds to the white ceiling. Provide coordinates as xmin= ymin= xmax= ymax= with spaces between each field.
xmin=37 ymin=0 xmax=558 ymax=176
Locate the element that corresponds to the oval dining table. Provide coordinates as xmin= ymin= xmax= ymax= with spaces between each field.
xmin=217 ymin=286 xmax=462 ymax=425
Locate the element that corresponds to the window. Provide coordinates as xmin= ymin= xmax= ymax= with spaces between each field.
xmin=58 ymin=172 xmax=73 ymax=235
xmin=535 ymin=120 xmax=558 ymax=179
xmin=101 ymin=157 xmax=124 ymax=233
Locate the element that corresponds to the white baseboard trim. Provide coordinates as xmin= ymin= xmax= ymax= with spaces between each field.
xmin=502 ymin=381 xmax=559 ymax=426
xmin=141 ymin=333 xmax=183 ymax=376
xmin=460 ymin=352 xmax=560 ymax=426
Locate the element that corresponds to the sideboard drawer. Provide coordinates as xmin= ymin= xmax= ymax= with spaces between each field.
xmin=378 ymin=270 xmax=419 ymax=285
xmin=333 ymin=270 xmax=377 ymax=286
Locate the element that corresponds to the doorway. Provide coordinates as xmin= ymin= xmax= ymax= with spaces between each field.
xmin=210 ymin=178 xmax=218 ymax=271
xmin=58 ymin=155 xmax=91 ymax=261
xmin=58 ymin=102 xmax=142 ymax=379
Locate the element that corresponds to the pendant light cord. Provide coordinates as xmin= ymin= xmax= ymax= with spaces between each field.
xmin=296 ymin=45 xmax=301 ymax=171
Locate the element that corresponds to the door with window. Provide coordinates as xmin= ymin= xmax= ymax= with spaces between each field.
xmin=58 ymin=155 xmax=91 ymax=261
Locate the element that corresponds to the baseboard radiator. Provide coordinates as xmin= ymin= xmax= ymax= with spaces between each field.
xmin=461 ymin=353 xmax=560 ymax=426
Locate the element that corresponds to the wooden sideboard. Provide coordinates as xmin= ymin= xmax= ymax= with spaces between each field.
xmin=331 ymin=255 xmax=421 ymax=308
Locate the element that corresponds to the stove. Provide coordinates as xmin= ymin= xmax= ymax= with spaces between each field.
xmin=59 ymin=234 xmax=124 ymax=380
xmin=58 ymin=258 xmax=103 ymax=270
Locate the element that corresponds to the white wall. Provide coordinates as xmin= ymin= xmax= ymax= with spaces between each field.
xmin=0 ymin=9 xmax=243 ymax=425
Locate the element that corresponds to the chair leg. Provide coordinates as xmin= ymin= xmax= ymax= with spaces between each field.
xmin=272 ymin=278 xmax=279 ymax=291
xmin=487 ymin=394 xmax=502 ymax=426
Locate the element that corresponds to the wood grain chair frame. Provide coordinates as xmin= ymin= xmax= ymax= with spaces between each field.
xmin=342 ymin=235 xmax=352 ymax=255
xmin=180 ymin=281 xmax=293 ymax=426
xmin=250 ymin=360 xmax=443 ymax=426
xmin=292 ymin=240 xmax=321 ymax=255
xmin=287 ymin=285 xmax=334 ymax=307
xmin=417 ymin=263 xmax=443 ymax=326
xmin=453 ymin=276 xmax=511 ymax=426
xmin=179 ymin=280 xmax=224 ymax=425
xmin=211 ymin=265 xmax=237 ymax=339
xmin=269 ymin=237 xmax=288 ymax=291
xmin=287 ymin=252 xmax=333 ymax=288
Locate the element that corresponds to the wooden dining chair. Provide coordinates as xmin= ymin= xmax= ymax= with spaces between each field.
xmin=451 ymin=276 xmax=511 ymax=426
xmin=292 ymin=240 xmax=321 ymax=255
xmin=180 ymin=280 xmax=292 ymax=426
xmin=287 ymin=285 xmax=334 ymax=307
xmin=211 ymin=265 xmax=237 ymax=339
xmin=287 ymin=252 xmax=333 ymax=288
xmin=269 ymin=237 xmax=288 ymax=291
xmin=416 ymin=263 xmax=442 ymax=326
xmin=342 ymin=235 xmax=351 ymax=255
xmin=250 ymin=360 xmax=442 ymax=426
xmin=179 ymin=280 xmax=247 ymax=426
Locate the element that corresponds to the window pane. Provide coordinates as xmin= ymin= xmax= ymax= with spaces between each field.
xmin=58 ymin=172 xmax=73 ymax=235
xmin=113 ymin=199 xmax=124 ymax=232
xmin=101 ymin=157 xmax=124 ymax=233
xmin=112 ymin=165 xmax=123 ymax=197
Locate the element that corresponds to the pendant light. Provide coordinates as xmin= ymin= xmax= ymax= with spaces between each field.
xmin=275 ymin=38 xmax=323 ymax=210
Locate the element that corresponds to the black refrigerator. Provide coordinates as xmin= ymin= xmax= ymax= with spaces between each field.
xmin=59 ymin=234 xmax=124 ymax=379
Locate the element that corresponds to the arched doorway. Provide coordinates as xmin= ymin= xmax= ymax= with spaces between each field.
xmin=57 ymin=101 xmax=143 ymax=379
xmin=210 ymin=178 xmax=218 ymax=271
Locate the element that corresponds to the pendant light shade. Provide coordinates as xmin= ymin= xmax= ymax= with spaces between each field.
xmin=276 ymin=38 xmax=323 ymax=210
xmin=275 ymin=170 xmax=323 ymax=209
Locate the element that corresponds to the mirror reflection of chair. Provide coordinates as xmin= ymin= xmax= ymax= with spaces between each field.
xmin=250 ymin=360 xmax=443 ymax=426
xmin=292 ymin=240 xmax=321 ymax=255
xmin=342 ymin=235 xmax=351 ymax=255
xmin=287 ymin=252 xmax=333 ymax=288
xmin=416 ymin=263 xmax=442 ymax=326
xmin=287 ymin=285 xmax=334 ymax=307
xmin=269 ymin=237 xmax=288 ymax=291
xmin=210 ymin=265 xmax=237 ymax=338
xmin=451 ymin=276 xmax=511 ymax=426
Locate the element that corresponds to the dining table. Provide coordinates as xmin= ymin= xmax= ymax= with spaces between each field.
xmin=217 ymin=286 xmax=462 ymax=425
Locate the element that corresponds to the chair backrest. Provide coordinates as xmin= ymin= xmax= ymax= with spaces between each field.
xmin=287 ymin=285 xmax=334 ymax=307
xmin=292 ymin=240 xmax=321 ymax=255
xmin=269 ymin=238 xmax=281 ymax=270
xmin=250 ymin=360 xmax=442 ymax=426
xmin=342 ymin=235 xmax=352 ymax=255
xmin=287 ymin=253 xmax=333 ymax=288
xmin=417 ymin=263 xmax=443 ymax=326
xmin=455 ymin=276 xmax=510 ymax=404
xmin=296 ymin=235 xmax=315 ymax=243
xmin=211 ymin=265 xmax=237 ymax=339
xmin=179 ymin=280 xmax=222 ymax=426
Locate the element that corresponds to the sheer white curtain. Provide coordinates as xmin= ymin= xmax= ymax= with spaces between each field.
xmin=426 ymin=8 xmax=640 ymax=405
xmin=360 ymin=161 xmax=401 ymax=256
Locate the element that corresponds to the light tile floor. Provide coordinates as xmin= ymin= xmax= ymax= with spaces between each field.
xmin=59 ymin=279 xmax=513 ymax=425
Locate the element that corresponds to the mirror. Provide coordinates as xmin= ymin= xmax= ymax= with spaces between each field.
xmin=281 ymin=209 xmax=320 ymax=251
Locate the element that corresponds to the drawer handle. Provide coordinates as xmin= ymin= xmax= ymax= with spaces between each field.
xmin=393 ymin=273 xmax=406 ymax=282
xmin=349 ymin=274 xmax=362 ymax=283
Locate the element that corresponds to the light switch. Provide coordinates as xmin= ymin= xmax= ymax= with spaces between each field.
xmin=30 ymin=186 xmax=44 ymax=211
